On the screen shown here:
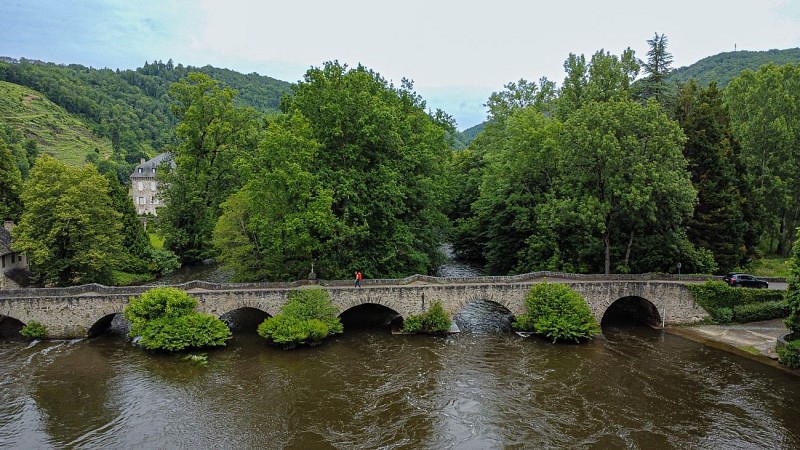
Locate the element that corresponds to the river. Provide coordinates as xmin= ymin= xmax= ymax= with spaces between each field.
xmin=1 ymin=249 xmax=799 ymax=448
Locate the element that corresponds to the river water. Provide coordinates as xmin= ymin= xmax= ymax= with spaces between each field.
xmin=1 ymin=250 xmax=799 ymax=448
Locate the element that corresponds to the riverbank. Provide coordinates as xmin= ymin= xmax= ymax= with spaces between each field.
xmin=667 ymin=318 xmax=797 ymax=373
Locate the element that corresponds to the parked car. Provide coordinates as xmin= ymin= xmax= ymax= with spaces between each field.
xmin=723 ymin=272 xmax=769 ymax=289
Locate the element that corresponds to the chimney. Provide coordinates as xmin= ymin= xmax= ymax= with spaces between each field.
xmin=140 ymin=157 xmax=146 ymax=165
xmin=4 ymin=221 xmax=13 ymax=232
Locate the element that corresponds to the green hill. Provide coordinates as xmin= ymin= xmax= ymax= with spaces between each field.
xmin=0 ymin=80 xmax=113 ymax=165
xmin=0 ymin=58 xmax=292 ymax=162
xmin=668 ymin=48 xmax=800 ymax=87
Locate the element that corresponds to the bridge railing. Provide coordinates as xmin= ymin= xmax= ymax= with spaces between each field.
xmin=0 ymin=271 xmax=725 ymax=299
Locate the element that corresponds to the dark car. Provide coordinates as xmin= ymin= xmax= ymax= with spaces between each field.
xmin=723 ymin=272 xmax=769 ymax=289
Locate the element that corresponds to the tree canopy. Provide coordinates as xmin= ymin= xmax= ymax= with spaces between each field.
xmin=12 ymin=155 xmax=122 ymax=285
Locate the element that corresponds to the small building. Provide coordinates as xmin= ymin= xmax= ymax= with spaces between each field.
xmin=129 ymin=153 xmax=171 ymax=216
xmin=1 ymin=221 xmax=28 ymax=289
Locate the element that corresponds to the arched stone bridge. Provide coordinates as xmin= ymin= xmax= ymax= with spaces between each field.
xmin=0 ymin=273 xmax=711 ymax=338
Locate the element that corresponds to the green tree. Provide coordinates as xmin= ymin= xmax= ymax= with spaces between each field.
xmin=557 ymin=99 xmax=696 ymax=274
xmin=556 ymin=49 xmax=639 ymax=119
xmin=674 ymin=80 xmax=758 ymax=271
xmin=124 ymin=287 xmax=231 ymax=351
xmin=12 ymin=155 xmax=123 ymax=285
xmin=159 ymin=73 xmax=258 ymax=263
xmin=0 ymin=137 xmax=23 ymax=221
xmin=641 ymin=33 xmax=674 ymax=102
xmin=726 ymin=63 xmax=800 ymax=256
xmin=105 ymin=172 xmax=151 ymax=272
xmin=513 ymin=281 xmax=600 ymax=343
xmin=282 ymin=62 xmax=452 ymax=278
xmin=214 ymin=113 xmax=338 ymax=281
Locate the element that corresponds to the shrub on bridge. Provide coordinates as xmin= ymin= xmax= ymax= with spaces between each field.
xmin=124 ymin=287 xmax=232 ymax=351
xmin=401 ymin=301 xmax=452 ymax=334
xmin=257 ymin=288 xmax=343 ymax=349
xmin=20 ymin=320 xmax=47 ymax=339
xmin=513 ymin=281 xmax=600 ymax=343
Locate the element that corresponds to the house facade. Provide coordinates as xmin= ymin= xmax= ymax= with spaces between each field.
xmin=1 ymin=221 xmax=28 ymax=289
xmin=129 ymin=153 xmax=170 ymax=216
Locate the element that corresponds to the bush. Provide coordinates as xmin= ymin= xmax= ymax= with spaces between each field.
xmin=512 ymin=281 xmax=600 ymax=343
xmin=257 ymin=288 xmax=343 ymax=348
xmin=20 ymin=320 xmax=47 ymax=339
xmin=785 ymin=236 xmax=800 ymax=333
xmin=124 ymin=287 xmax=232 ymax=351
xmin=713 ymin=307 xmax=733 ymax=324
xmin=777 ymin=339 xmax=800 ymax=369
xmin=401 ymin=301 xmax=452 ymax=334
xmin=687 ymin=281 xmax=785 ymax=323
xmin=733 ymin=301 xmax=789 ymax=323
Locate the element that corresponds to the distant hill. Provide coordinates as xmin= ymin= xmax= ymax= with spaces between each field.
xmin=667 ymin=48 xmax=800 ymax=87
xmin=0 ymin=80 xmax=113 ymax=165
xmin=0 ymin=58 xmax=292 ymax=166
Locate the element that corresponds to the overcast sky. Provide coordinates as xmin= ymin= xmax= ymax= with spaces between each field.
xmin=2 ymin=0 xmax=799 ymax=130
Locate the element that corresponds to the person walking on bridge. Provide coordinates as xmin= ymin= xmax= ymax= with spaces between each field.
xmin=355 ymin=271 xmax=362 ymax=288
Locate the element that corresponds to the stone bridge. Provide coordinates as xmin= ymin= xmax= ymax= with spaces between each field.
xmin=0 ymin=273 xmax=710 ymax=338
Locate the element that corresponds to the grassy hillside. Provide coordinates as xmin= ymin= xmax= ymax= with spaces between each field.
xmin=668 ymin=48 xmax=800 ymax=87
xmin=0 ymin=80 xmax=113 ymax=165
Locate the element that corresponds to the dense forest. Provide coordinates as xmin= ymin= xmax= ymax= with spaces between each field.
xmin=667 ymin=48 xmax=800 ymax=87
xmin=2 ymin=38 xmax=800 ymax=286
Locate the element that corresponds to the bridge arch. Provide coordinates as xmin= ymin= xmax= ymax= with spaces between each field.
xmin=220 ymin=307 xmax=270 ymax=333
xmin=600 ymin=295 xmax=662 ymax=328
xmin=452 ymin=298 xmax=515 ymax=333
xmin=0 ymin=315 xmax=24 ymax=339
xmin=339 ymin=303 xmax=402 ymax=329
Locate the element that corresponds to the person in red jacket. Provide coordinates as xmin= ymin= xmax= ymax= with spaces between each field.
xmin=355 ymin=271 xmax=362 ymax=288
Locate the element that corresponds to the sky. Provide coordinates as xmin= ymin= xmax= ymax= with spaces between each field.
xmin=2 ymin=0 xmax=800 ymax=130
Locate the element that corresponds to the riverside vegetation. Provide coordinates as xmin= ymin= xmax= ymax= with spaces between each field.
xmin=3 ymin=37 xmax=800 ymax=300
xmin=124 ymin=287 xmax=232 ymax=351
xmin=513 ymin=282 xmax=600 ymax=343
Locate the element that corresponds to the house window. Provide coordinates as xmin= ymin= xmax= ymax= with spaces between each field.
xmin=151 ymin=182 xmax=156 ymax=190
xmin=10 ymin=254 xmax=14 ymax=264
xmin=138 ymin=168 xmax=142 ymax=173
xmin=152 ymin=168 xmax=156 ymax=174
xmin=138 ymin=197 xmax=145 ymax=205
xmin=138 ymin=182 xmax=143 ymax=191
xmin=1 ymin=255 xmax=5 ymax=268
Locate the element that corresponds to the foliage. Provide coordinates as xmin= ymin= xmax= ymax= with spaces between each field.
xmin=668 ymin=48 xmax=800 ymax=87
xmin=0 ymin=137 xmax=23 ymax=221
xmin=640 ymin=33 xmax=674 ymax=103
xmin=785 ymin=237 xmax=800 ymax=333
xmin=513 ymin=281 xmax=600 ymax=343
xmin=257 ymin=288 xmax=343 ymax=348
xmin=0 ymin=80 xmax=114 ymax=166
xmin=12 ymin=155 xmax=123 ymax=286
xmin=726 ymin=63 xmax=800 ymax=257
xmin=283 ymin=61 xmax=452 ymax=279
xmin=401 ymin=301 xmax=452 ymax=334
xmin=777 ymin=339 xmax=800 ymax=369
xmin=713 ymin=307 xmax=733 ymax=324
xmin=214 ymin=113 xmax=337 ymax=281
xmin=732 ymin=301 xmax=789 ymax=323
xmin=673 ymin=80 xmax=758 ymax=272
xmin=687 ymin=281 xmax=785 ymax=322
xmin=20 ymin=320 xmax=47 ymax=339
xmin=124 ymin=287 xmax=231 ymax=351
xmin=159 ymin=73 xmax=259 ymax=263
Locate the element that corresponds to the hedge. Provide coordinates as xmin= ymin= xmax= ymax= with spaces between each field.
xmin=687 ymin=281 xmax=787 ymax=323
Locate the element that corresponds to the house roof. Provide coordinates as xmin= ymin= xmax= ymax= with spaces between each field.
xmin=130 ymin=153 xmax=173 ymax=179
xmin=0 ymin=227 xmax=12 ymax=256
